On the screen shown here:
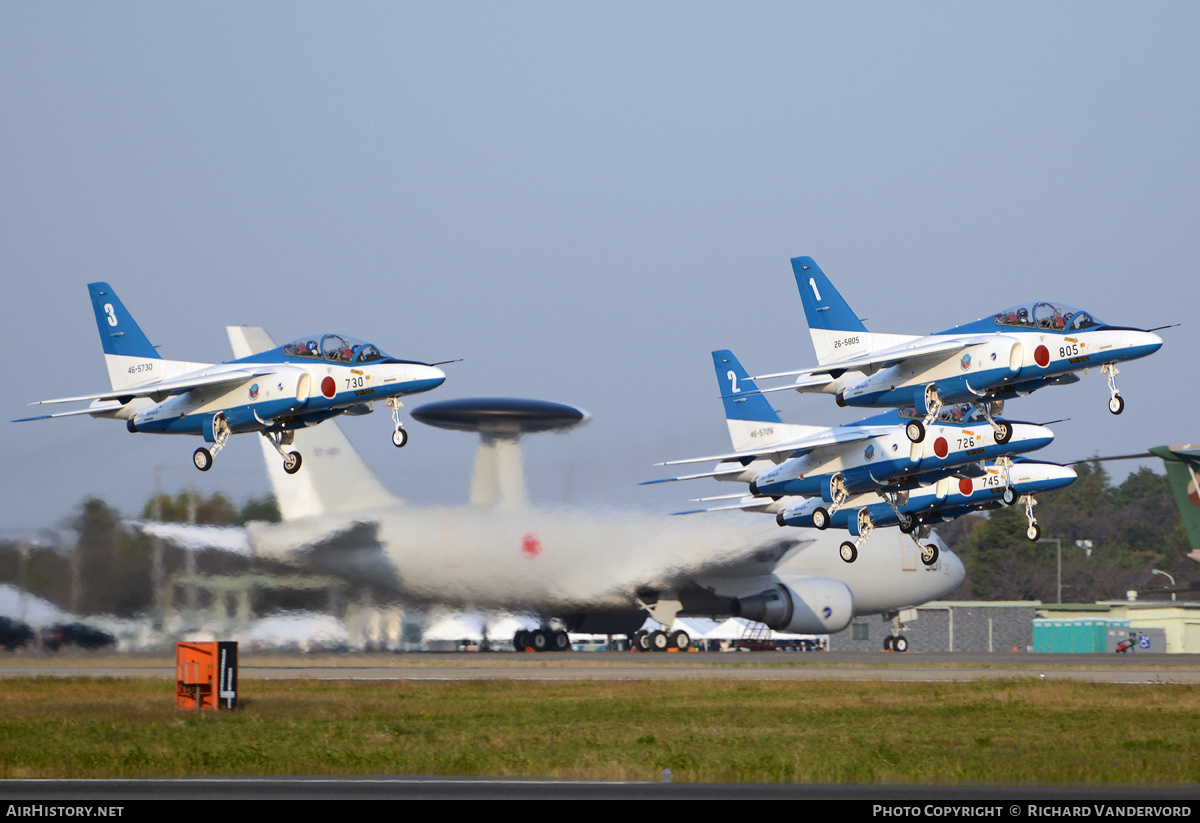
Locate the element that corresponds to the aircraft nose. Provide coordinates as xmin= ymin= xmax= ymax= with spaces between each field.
xmin=1140 ymin=330 xmax=1164 ymax=354
xmin=942 ymin=548 xmax=966 ymax=589
xmin=426 ymin=365 xmax=447 ymax=387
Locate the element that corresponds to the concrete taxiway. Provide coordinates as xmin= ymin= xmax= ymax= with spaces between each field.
xmin=3 ymin=650 xmax=1199 ymax=683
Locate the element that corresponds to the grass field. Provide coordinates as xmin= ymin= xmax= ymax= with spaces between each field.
xmin=1 ymin=677 xmax=1198 ymax=784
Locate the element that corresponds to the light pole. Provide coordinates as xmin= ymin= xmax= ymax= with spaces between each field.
xmin=1046 ymin=538 xmax=1062 ymax=604
xmin=1151 ymin=569 xmax=1176 ymax=602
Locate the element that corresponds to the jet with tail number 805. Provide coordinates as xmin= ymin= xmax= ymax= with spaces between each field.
xmin=754 ymin=257 xmax=1165 ymax=445
xmin=14 ymin=283 xmax=447 ymax=473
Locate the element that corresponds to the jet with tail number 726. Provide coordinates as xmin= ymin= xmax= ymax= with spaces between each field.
xmin=14 ymin=283 xmax=447 ymax=473
xmin=646 ymin=350 xmax=1058 ymax=564
xmin=754 ymin=256 xmax=1166 ymax=446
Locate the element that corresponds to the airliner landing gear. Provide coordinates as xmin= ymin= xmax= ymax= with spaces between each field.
xmin=262 ymin=430 xmax=302 ymax=475
xmin=193 ymin=416 xmax=231 ymax=472
xmin=1101 ymin=363 xmax=1124 ymax=414
xmin=631 ymin=628 xmax=691 ymax=652
xmin=514 ymin=627 xmax=570 ymax=652
xmin=1022 ymin=493 xmax=1041 ymax=541
xmin=883 ymin=613 xmax=911 ymax=652
xmin=386 ymin=397 xmax=408 ymax=447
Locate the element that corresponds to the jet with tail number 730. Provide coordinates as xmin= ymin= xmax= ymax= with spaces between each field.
xmin=753 ymin=256 xmax=1165 ymax=446
xmin=14 ymin=283 xmax=447 ymax=473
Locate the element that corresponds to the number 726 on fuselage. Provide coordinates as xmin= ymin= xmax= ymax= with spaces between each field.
xmin=14 ymin=283 xmax=447 ymax=474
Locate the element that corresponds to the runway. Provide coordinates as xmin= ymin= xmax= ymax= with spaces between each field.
xmin=3 ymin=650 xmax=1199 ymax=683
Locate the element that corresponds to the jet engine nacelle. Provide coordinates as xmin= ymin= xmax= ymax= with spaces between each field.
xmin=730 ymin=577 xmax=854 ymax=634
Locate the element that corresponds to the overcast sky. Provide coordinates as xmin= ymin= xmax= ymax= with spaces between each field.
xmin=3 ymin=3 xmax=1197 ymax=538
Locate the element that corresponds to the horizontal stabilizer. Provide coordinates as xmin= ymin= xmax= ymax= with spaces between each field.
xmin=659 ymin=427 xmax=879 ymax=467
xmin=14 ymin=401 xmax=125 ymax=422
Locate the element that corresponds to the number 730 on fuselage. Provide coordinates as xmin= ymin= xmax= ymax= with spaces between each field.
xmin=14 ymin=283 xmax=447 ymax=474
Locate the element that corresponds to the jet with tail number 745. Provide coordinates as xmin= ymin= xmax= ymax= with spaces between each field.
xmin=754 ymin=256 xmax=1165 ymax=446
xmin=14 ymin=283 xmax=447 ymax=473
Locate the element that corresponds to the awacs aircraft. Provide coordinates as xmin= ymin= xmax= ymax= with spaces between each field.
xmin=140 ymin=326 xmax=965 ymax=653
xmin=755 ymin=256 xmax=1164 ymax=445
xmin=15 ymin=283 xmax=446 ymax=473
xmin=648 ymin=350 xmax=1055 ymax=562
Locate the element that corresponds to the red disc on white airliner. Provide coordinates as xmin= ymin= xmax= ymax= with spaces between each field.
xmin=321 ymin=376 xmax=336 ymax=398
xmin=959 ymin=478 xmax=973 ymax=496
xmin=522 ymin=533 xmax=542 ymax=558
xmin=1034 ymin=345 xmax=1050 ymax=367
xmin=934 ymin=437 xmax=949 ymax=458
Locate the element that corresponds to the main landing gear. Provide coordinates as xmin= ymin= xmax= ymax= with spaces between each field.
xmin=1101 ymin=363 xmax=1124 ymax=415
xmin=386 ymin=396 xmax=409 ymax=447
xmin=631 ymin=628 xmax=691 ymax=652
xmin=905 ymin=384 xmax=944 ymax=443
xmin=513 ymin=627 xmax=570 ymax=652
xmin=192 ymin=416 xmax=231 ymax=472
xmin=837 ymin=494 xmax=939 ymax=567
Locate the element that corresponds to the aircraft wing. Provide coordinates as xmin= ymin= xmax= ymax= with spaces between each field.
xmin=655 ymin=427 xmax=881 ymax=468
xmin=27 ymin=366 xmax=280 ymax=407
xmin=753 ymin=337 xmax=978 ymax=381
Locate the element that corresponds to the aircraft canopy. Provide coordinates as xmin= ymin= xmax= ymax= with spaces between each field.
xmin=991 ymin=302 xmax=1103 ymax=332
xmin=279 ymin=334 xmax=389 ymax=364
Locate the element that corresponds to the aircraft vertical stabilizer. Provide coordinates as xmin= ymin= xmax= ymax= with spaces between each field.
xmin=790 ymin=257 xmax=915 ymax=366
xmin=227 ymin=326 xmax=401 ymax=520
xmin=712 ymin=350 xmax=824 ymax=452
xmin=1150 ymin=444 xmax=1200 ymax=565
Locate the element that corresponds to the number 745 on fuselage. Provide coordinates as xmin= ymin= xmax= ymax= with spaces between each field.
xmin=14 ymin=283 xmax=447 ymax=474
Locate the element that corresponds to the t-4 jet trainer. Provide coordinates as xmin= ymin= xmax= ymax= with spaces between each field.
xmin=753 ymin=257 xmax=1164 ymax=445
xmin=15 ymin=283 xmax=446 ymax=473
xmin=648 ymin=350 xmax=1065 ymax=564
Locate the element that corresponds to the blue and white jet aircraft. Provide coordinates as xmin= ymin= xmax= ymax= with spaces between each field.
xmin=647 ymin=350 xmax=1057 ymax=563
xmin=15 ymin=283 xmax=447 ymax=473
xmin=755 ymin=257 xmax=1165 ymax=445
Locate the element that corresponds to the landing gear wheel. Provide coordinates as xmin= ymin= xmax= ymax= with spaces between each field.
xmin=839 ymin=541 xmax=858 ymax=564
xmin=551 ymin=630 xmax=570 ymax=652
xmin=893 ymin=636 xmax=909 ymax=653
xmin=812 ymin=507 xmax=830 ymax=530
xmin=1002 ymin=487 xmax=1017 ymax=506
xmin=994 ymin=420 xmax=1013 ymax=445
xmin=193 ymin=448 xmax=213 ymax=472
xmin=1027 ymin=523 xmax=1042 ymax=542
xmin=905 ymin=420 xmax=925 ymax=443
xmin=532 ymin=630 xmax=549 ymax=651
xmin=634 ymin=631 xmax=651 ymax=652
xmin=898 ymin=513 xmax=916 ymax=534
xmin=1109 ymin=394 xmax=1124 ymax=415
xmin=920 ymin=543 xmax=939 ymax=566
xmin=883 ymin=636 xmax=895 ymax=651
xmin=283 ymin=451 xmax=302 ymax=474
xmin=670 ymin=630 xmax=691 ymax=651
xmin=650 ymin=630 xmax=670 ymax=652
xmin=392 ymin=428 xmax=408 ymax=448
